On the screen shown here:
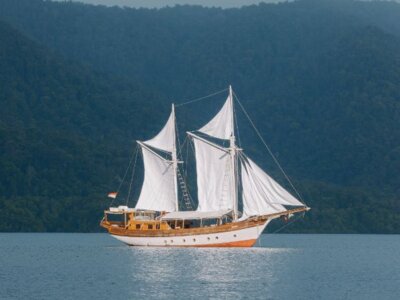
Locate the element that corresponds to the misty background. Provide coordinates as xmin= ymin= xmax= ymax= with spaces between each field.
xmin=52 ymin=0 xmax=398 ymax=8
xmin=52 ymin=0 xmax=292 ymax=8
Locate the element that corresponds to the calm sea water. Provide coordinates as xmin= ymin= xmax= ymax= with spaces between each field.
xmin=0 ymin=234 xmax=399 ymax=299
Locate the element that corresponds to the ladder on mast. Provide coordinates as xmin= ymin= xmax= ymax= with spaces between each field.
xmin=176 ymin=167 xmax=193 ymax=211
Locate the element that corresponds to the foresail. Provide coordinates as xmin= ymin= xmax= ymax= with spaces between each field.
xmin=135 ymin=145 xmax=176 ymax=212
xmin=143 ymin=108 xmax=175 ymax=153
xmin=240 ymin=155 xmax=304 ymax=218
xmin=192 ymin=136 xmax=233 ymax=212
xmin=198 ymin=94 xmax=233 ymax=140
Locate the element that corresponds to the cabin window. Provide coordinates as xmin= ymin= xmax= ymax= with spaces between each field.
xmin=207 ymin=237 xmax=210 ymax=241
xmin=202 ymin=219 xmax=218 ymax=227
xmin=136 ymin=224 xmax=141 ymax=230
xmin=215 ymin=236 xmax=219 ymax=240
xmin=148 ymin=224 xmax=153 ymax=230
xmin=233 ymin=234 xmax=237 ymax=238
xmin=193 ymin=238 xmax=196 ymax=242
xmin=170 ymin=240 xmax=174 ymax=243
xmin=156 ymin=224 xmax=160 ymax=230
xmin=183 ymin=239 xmax=186 ymax=242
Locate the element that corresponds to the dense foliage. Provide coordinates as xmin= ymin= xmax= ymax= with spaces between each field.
xmin=0 ymin=0 xmax=399 ymax=232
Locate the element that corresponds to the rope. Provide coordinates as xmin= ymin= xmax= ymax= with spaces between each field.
xmin=126 ymin=145 xmax=139 ymax=206
xmin=175 ymin=88 xmax=228 ymax=107
xmin=271 ymin=212 xmax=305 ymax=234
xmin=232 ymin=91 xmax=305 ymax=205
xmin=233 ymin=98 xmax=242 ymax=147
xmin=177 ymin=135 xmax=188 ymax=161
xmin=184 ymin=137 xmax=190 ymax=179
xmin=110 ymin=145 xmax=138 ymax=207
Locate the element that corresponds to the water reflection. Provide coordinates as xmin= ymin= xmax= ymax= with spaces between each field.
xmin=123 ymin=242 xmax=297 ymax=299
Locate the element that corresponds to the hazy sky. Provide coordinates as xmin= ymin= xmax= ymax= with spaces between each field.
xmin=53 ymin=0 xmax=287 ymax=9
xmin=53 ymin=0 xmax=400 ymax=8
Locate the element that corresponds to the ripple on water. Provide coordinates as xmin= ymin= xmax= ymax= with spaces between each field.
xmin=0 ymin=233 xmax=399 ymax=300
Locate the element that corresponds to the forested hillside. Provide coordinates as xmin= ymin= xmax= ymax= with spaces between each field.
xmin=0 ymin=20 xmax=170 ymax=231
xmin=0 ymin=0 xmax=399 ymax=232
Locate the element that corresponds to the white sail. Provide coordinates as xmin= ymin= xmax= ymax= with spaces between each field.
xmin=143 ymin=109 xmax=175 ymax=153
xmin=192 ymin=136 xmax=233 ymax=212
xmin=198 ymin=94 xmax=233 ymax=140
xmin=135 ymin=145 xmax=176 ymax=212
xmin=241 ymin=156 xmax=304 ymax=218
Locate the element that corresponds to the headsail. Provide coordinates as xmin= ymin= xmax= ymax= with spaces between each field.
xmin=240 ymin=155 xmax=304 ymax=218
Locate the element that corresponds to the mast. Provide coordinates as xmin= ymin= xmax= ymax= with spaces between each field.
xmin=229 ymin=85 xmax=239 ymax=220
xmin=171 ymin=103 xmax=179 ymax=211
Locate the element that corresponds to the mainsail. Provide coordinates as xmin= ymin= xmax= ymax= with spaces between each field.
xmin=191 ymin=136 xmax=233 ymax=212
xmin=135 ymin=106 xmax=179 ymax=212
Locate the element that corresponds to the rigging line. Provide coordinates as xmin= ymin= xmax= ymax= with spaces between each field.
xmin=179 ymin=137 xmax=196 ymax=208
xmin=126 ymin=145 xmax=139 ymax=206
xmin=175 ymin=112 xmax=182 ymax=158
xmin=233 ymin=95 xmax=242 ymax=147
xmin=175 ymin=88 xmax=228 ymax=107
xmin=184 ymin=136 xmax=190 ymax=179
xmin=177 ymin=135 xmax=188 ymax=160
xmin=176 ymin=134 xmax=196 ymax=209
xmin=233 ymin=91 xmax=306 ymax=205
xmin=178 ymin=163 xmax=196 ymax=209
xmin=188 ymin=137 xmax=198 ymax=206
xmin=271 ymin=212 xmax=305 ymax=234
xmin=110 ymin=144 xmax=138 ymax=207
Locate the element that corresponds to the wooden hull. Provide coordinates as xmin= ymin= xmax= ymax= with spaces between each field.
xmin=107 ymin=219 xmax=270 ymax=248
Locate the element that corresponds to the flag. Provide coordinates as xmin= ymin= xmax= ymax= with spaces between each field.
xmin=108 ymin=192 xmax=118 ymax=199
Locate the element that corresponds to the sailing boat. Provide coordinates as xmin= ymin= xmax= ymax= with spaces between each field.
xmin=100 ymin=86 xmax=310 ymax=247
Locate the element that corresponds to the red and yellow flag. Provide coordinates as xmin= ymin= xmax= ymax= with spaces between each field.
xmin=107 ymin=192 xmax=118 ymax=199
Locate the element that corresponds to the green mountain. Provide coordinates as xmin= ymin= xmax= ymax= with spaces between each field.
xmin=0 ymin=0 xmax=399 ymax=233
xmin=0 ymin=20 xmax=171 ymax=231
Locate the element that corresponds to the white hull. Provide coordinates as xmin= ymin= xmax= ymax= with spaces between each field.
xmin=111 ymin=220 xmax=270 ymax=247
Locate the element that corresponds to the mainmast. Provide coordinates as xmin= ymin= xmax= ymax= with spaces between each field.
xmin=229 ymin=85 xmax=239 ymax=220
xmin=171 ymin=103 xmax=179 ymax=211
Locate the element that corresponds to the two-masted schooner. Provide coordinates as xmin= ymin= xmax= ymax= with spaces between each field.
xmin=101 ymin=86 xmax=309 ymax=247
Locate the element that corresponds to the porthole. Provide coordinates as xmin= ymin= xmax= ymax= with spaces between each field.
xmin=164 ymin=240 xmax=167 ymax=244
xmin=183 ymin=239 xmax=186 ymax=242
xmin=207 ymin=237 xmax=210 ymax=241
xmin=215 ymin=236 xmax=219 ymax=240
xmin=233 ymin=234 xmax=237 ymax=238
xmin=193 ymin=238 xmax=196 ymax=242
xmin=171 ymin=240 xmax=174 ymax=243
